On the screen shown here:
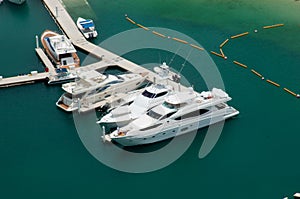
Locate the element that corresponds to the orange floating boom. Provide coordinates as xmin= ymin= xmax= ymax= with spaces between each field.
xmin=172 ymin=37 xmax=188 ymax=44
xmin=266 ymin=79 xmax=280 ymax=87
xmin=251 ymin=69 xmax=263 ymax=78
xmin=152 ymin=31 xmax=166 ymax=38
xmin=219 ymin=48 xmax=225 ymax=57
xmin=263 ymin=24 xmax=284 ymax=29
xmin=136 ymin=24 xmax=149 ymax=31
xmin=283 ymin=88 xmax=297 ymax=97
xmin=190 ymin=44 xmax=204 ymax=51
xmin=233 ymin=61 xmax=248 ymax=69
xmin=219 ymin=39 xmax=229 ymax=48
xmin=125 ymin=17 xmax=136 ymax=24
xmin=231 ymin=32 xmax=249 ymax=39
xmin=211 ymin=51 xmax=224 ymax=58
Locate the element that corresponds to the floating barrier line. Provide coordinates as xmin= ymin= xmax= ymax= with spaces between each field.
xmin=190 ymin=44 xmax=204 ymax=51
xmin=283 ymin=88 xmax=297 ymax=97
xmin=251 ymin=69 xmax=263 ymax=78
xmin=172 ymin=37 xmax=188 ymax=44
xmin=125 ymin=16 xmax=136 ymax=24
xmin=219 ymin=48 xmax=225 ymax=57
xmin=124 ymin=16 xmax=294 ymax=98
xmin=233 ymin=61 xmax=248 ymax=69
xmin=152 ymin=31 xmax=166 ymax=38
xmin=231 ymin=32 xmax=249 ymax=39
xmin=220 ymin=39 xmax=229 ymax=48
xmin=136 ymin=23 xmax=149 ymax=31
xmin=263 ymin=24 xmax=284 ymax=29
xmin=211 ymin=51 xmax=224 ymax=58
xmin=266 ymin=79 xmax=280 ymax=87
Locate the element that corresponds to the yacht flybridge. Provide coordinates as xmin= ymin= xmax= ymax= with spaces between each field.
xmin=97 ymin=62 xmax=179 ymax=127
xmin=104 ymin=88 xmax=239 ymax=146
xmin=41 ymin=30 xmax=80 ymax=68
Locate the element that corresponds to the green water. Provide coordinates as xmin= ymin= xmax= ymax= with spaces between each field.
xmin=1 ymin=0 xmax=300 ymax=198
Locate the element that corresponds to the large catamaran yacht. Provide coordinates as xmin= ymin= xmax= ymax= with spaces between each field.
xmin=56 ymin=69 xmax=147 ymax=112
xmin=104 ymin=88 xmax=239 ymax=146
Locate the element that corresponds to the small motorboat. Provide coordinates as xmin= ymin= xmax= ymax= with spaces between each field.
xmin=76 ymin=17 xmax=98 ymax=39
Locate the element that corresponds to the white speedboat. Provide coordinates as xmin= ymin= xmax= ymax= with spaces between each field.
xmin=105 ymin=88 xmax=239 ymax=146
xmin=98 ymin=62 xmax=178 ymax=127
xmin=41 ymin=30 xmax=80 ymax=68
xmin=76 ymin=17 xmax=98 ymax=39
xmin=56 ymin=70 xmax=147 ymax=112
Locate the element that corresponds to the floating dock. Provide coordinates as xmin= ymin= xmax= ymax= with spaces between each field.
xmin=35 ymin=47 xmax=56 ymax=74
xmin=0 ymin=72 xmax=48 ymax=88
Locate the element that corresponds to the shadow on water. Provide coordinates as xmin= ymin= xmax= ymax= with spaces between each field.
xmin=6 ymin=0 xmax=29 ymax=18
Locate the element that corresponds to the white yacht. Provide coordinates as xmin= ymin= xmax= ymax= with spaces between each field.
xmin=104 ymin=88 xmax=239 ymax=146
xmin=56 ymin=70 xmax=147 ymax=112
xmin=98 ymin=83 xmax=173 ymax=127
xmin=98 ymin=62 xmax=180 ymax=127
xmin=47 ymin=68 xmax=77 ymax=85
xmin=41 ymin=30 xmax=80 ymax=68
xmin=76 ymin=17 xmax=98 ymax=39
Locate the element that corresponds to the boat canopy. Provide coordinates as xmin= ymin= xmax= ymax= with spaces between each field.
xmin=80 ymin=20 xmax=94 ymax=29
xmin=56 ymin=68 xmax=68 ymax=73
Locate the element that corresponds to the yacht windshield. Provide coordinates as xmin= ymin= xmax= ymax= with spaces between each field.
xmin=147 ymin=110 xmax=162 ymax=119
xmin=142 ymin=90 xmax=168 ymax=99
xmin=96 ymin=85 xmax=110 ymax=93
xmin=163 ymin=101 xmax=176 ymax=109
xmin=107 ymin=80 xmax=123 ymax=85
xmin=142 ymin=90 xmax=156 ymax=98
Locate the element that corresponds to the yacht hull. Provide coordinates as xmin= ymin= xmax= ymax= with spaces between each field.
xmin=109 ymin=107 xmax=239 ymax=146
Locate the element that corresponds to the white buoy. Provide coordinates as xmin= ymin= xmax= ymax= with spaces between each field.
xmin=35 ymin=35 xmax=39 ymax=48
xmin=254 ymin=29 xmax=258 ymax=33
xmin=102 ymin=126 xmax=106 ymax=142
xmin=55 ymin=6 xmax=58 ymax=18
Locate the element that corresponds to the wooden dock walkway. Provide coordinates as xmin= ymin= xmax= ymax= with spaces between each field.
xmin=0 ymin=72 xmax=48 ymax=88
xmin=0 ymin=48 xmax=55 ymax=88
xmin=35 ymin=47 xmax=56 ymax=74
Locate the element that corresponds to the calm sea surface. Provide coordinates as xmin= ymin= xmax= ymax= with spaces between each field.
xmin=1 ymin=0 xmax=300 ymax=198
